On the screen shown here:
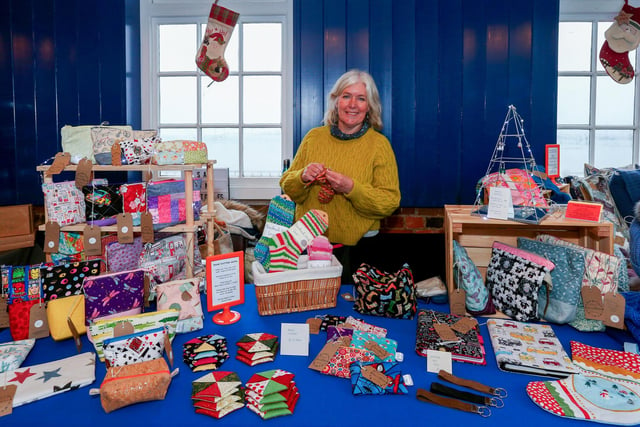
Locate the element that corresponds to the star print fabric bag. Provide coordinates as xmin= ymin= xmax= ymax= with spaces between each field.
xmin=82 ymin=269 xmax=145 ymax=324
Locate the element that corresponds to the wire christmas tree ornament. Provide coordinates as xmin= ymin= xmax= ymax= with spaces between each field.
xmin=472 ymin=105 xmax=550 ymax=224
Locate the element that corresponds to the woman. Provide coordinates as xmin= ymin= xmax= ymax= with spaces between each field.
xmin=280 ymin=69 xmax=401 ymax=281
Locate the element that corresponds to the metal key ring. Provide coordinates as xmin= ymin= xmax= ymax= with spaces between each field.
xmin=489 ymin=397 xmax=504 ymax=408
xmin=493 ymin=387 xmax=508 ymax=398
xmin=476 ymin=406 xmax=492 ymax=418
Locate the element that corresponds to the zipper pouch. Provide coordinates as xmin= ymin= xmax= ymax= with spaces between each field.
xmin=102 ymin=326 xmax=167 ymax=367
xmin=83 ymin=269 xmax=145 ymax=324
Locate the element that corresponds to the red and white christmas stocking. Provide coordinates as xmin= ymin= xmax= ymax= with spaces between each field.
xmin=196 ymin=3 xmax=240 ymax=83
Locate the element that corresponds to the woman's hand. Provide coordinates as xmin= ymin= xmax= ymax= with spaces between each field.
xmin=324 ymin=169 xmax=354 ymax=194
xmin=302 ymin=162 xmax=325 ymax=183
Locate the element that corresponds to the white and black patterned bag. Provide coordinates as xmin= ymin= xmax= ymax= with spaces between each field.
xmin=486 ymin=241 xmax=554 ymax=322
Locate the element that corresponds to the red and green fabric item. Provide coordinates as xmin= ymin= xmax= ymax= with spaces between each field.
xmin=195 ymin=3 xmax=239 ymax=83
xmin=192 ymin=371 xmax=244 ymax=419
xmin=245 ymin=370 xmax=299 ymax=420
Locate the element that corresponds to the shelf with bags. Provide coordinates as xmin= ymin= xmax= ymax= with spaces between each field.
xmin=36 ymin=160 xmax=218 ymax=278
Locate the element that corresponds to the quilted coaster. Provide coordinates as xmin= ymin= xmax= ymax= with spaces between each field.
xmin=192 ymin=371 xmax=243 ymax=400
xmin=194 ymin=401 xmax=245 ymax=419
xmin=245 ymin=369 xmax=295 ymax=396
xmin=245 ymin=383 xmax=298 ymax=404
xmin=236 ymin=353 xmax=274 ymax=367
xmin=245 ymin=370 xmax=299 ymax=420
xmin=236 ymin=333 xmax=279 ymax=353
xmin=183 ymin=334 xmax=229 ymax=372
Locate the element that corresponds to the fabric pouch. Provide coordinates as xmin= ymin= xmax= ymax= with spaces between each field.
xmin=156 ymin=278 xmax=204 ymax=333
xmin=0 ymin=352 xmax=95 ymax=408
xmin=42 ymin=181 xmax=86 ymax=226
xmin=352 ymin=262 xmax=416 ymax=319
xmin=120 ymin=182 xmax=147 ymax=226
xmin=40 ymin=260 xmax=103 ymax=301
xmin=119 ymin=135 xmax=159 ymax=165
xmin=349 ymin=330 xmax=397 ymax=362
xmin=82 ymin=269 xmax=145 ymax=324
xmin=105 ymin=237 xmax=143 ymax=272
xmin=46 ymin=294 xmax=86 ymax=341
xmin=481 ymin=168 xmax=549 ymax=207
xmin=0 ymin=338 xmax=35 ymax=373
xmin=146 ymin=178 xmax=202 ymax=230
xmin=61 ymin=124 xmax=131 ymax=163
xmin=344 ymin=316 xmax=387 ymax=337
xmin=82 ymin=184 xmax=123 ymax=222
xmin=102 ymin=326 xmax=167 ymax=367
xmin=91 ymin=127 xmax=157 ymax=165
xmin=2 ymin=264 xmax=44 ymax=304
xmin=527 ymin=341 xmax=640 ymax=426
xmin=320 ymin=346 xmax=375 ymax=379
xmin=152 ymin=140 xmax=208 ymax=165
xmin=326 ymin=325 xmax=353 ymax=342
xmin=97 ymin=357 xmax=172 ymax=413
xmin=452 ymin=240 xmax=495 ymax=315
xmin=349 ymin=361 xmax=408 ymax=395
xmin=7 ymin=300 xmax=41 ymax=341
xmin=138 ymin=234 xmax=191 ymax=293
xmin=485 ymin=241 xmax=555 ymax=322
xmin=517 ymin=237 xmax=585 ymax=324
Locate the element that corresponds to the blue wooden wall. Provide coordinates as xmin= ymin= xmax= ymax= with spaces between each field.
xmin=294 ymin=0 xmax=559 ymax=207
xmin=0 ymin=0 xmax=559 ymax=208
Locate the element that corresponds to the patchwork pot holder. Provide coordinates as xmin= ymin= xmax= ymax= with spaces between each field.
xmin=83 ymin=269 xmax=145 ymax=323
xmin=237 ymin=333 xmax=279 ymax=354
xmin=353 ymin=262 xmax=417 ymax=319
xmin=527 ymin=342 xmax=640 ymax=426
xmin=0 ymin=338 xmax=35 ymax=373
xmin=236 ymin=349 xmax=276 ymax=367
xmin=42 ymin=181 xmax=86 ymax=226
xmin=88 ymin=308 xmax=180 ymax=361
xmin=486 ymin=241 xmax=555 ymax=322
xmin=156 ymin=278 xmax=204 ymax=333
xmin=349 ymin=361 xmax=408 ymax=395
xmin=0 ymin=352 xmax=95 ymax=408
xmin=82 ymin=184 xmax=123 ymax=222
xmin=350 ymin=330 xmax=397 ymax=362
xmin=146 ymin=178 xmax=202 ymax=230
xmin=194 ymin=396 xmax=245 ymax=419
xmin=183 ymin=334 xmax=229 ymax=372
xmin=102 ymin=326 xmax=167 ymax=367
xmin=192 ymin=371 xmax=244 ymax=418
xmin=517 ymin=237 xmax=585 ymax=324
xmin=41 ymin=260 xmax=103 ymax=302
xmin=320 ymin=347 xmax=375 ymax=379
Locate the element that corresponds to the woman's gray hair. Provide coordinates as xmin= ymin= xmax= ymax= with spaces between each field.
xmin=323 ymin=70 xmax=383 ymax=131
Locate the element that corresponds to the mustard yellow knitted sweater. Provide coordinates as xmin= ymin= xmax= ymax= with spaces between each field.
xmin=280 ymin=126 xmax=401 ymax=246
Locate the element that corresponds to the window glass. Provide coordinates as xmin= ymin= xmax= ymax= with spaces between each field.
xmin=201 ymin=76 xmax=239 ymax=124
xmin=557 ymin=129 xmax=589 ymax=177
xmin=160 ymin=25 xmax=197 ymax=72
xmin=596 ymin=76 xmax=634 ymax=126
xmin=558 ymin=22 xmax=591 ymax=72
xmin=202 ymin=128 xmax=240 ymax=177
xmin=594 ymin=129 xmax=633 ymax=168
xmin=243 ymin=23 xmax=282 ymax=72
xmin=243 ymin=128 xmax=282 ymax=177
xmin=557 ymin=76 xmax=590 ymax=125
xmin=243 ymin=76 xmax=282 ymax=124
xmin=160 ymin=76 xmax=197 ymax=123
xmin=159 ymin=128 xmax=198 ymax=141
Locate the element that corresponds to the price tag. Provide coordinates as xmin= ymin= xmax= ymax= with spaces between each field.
xmin=75 ymin=158 xmax=93 ymax=189
xmin=603 ymin=292 xmax=625 ymax=329
xmin=117 ymin=213 xmax=134 ymax=243
xmin=113 ymin=321 xmax=134 ymax=337
xmin=45 ymin=152 xmax=70 ymax=177
xmin=434 ymin=323 xmax=458 ymax=343
xmin=582 ymin=286 xmax=605 ymax=320
xmin=141 ymin=212 xmax=155 ymax=243
xmin=83 ymin=224 xmax=102 ymax=256
xmin=451 ymin=317 xmax=478 ymax=335
xmin=111 ymin=141 xmax=122 ymax=166
xmin=364 ymin=340 xmax=391 ymax=361
xmin=0 ymin=385 xmax=17 ymax=416
xmin=44 ymin=222 xmax=60 ymax=253
xmin=0 ymin=295 xmax=9 ymax=329
xmin=361 ymin=365 xmax=391 ymax=388
xmin=449 ymin=288 xmax=466 ymax=316
xmin=306 ymin=318 xmax=322 ymax=335
xmin=29 ymin=303 xmax=50 ymax=339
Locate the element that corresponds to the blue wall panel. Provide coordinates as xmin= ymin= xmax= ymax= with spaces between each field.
xmin=292 ymin=0 xmax=560 ymax=207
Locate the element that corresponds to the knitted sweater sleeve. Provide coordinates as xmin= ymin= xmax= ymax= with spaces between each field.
xmin=345 ymin=137 xmax=401 ymax=219
xmin=279 ymin=133 xmax=312 ymax=204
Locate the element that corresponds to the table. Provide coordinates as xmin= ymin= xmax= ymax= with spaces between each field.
xmin=0 ymin=284 xmax=627 ymax=427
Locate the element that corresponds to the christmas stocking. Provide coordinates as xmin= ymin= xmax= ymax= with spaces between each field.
xmin=196 ymin=3 xmax=239 ymax=83
xmin=600 ymin=40 xmax=634 ymax=84
xmin=266 ymin=209 xmax=329 ymax=272
xmin=605 ymin=1 xmax=640 ymax=53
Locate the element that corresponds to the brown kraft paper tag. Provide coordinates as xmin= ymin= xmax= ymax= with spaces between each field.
xmin=116 ymin=213 xmax=134 ymax=243
xmin=141 ymin=212 xmax=155 ymax=243
xmin=364 ymin=340 xmax=391 ymax=361
xmin=582 ymin=286 xmax=605 ymax=320
xmin=0 ymin=296 xmax=9 ymax=329
xmin=602 ymin=292 xmax=625 ymax=329
xmin=306 ymin=318 xmax=322 ymax=335
xmin=0 ymin=385 xmax=17 ymax=417
xmin=451 ymin=317 xmax=478 ymax=335
xmin=83 ymin=224 xmax=102 ymax=256
xmin=434 ymin=323 xmax=458 ymax=343
xmin=44 ymin=222 xmax=60 ymax=253
xmin=361 ymin=365 xmax=391 ymax=388
xmin=75 ymin=158 xmax=93 ymax=189
xmin=45 ymin=152 xmax=70 ymax=177
xmin=449 ymin=288 xmax=466 ymax=316
xmin=29 ymin=303 xmax=50 ymax=339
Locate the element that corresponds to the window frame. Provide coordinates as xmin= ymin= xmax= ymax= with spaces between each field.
xmin=139 ymin=0 xmax=293 ymax=200
xmin=558 ymin=0 xmax=640 ymax=174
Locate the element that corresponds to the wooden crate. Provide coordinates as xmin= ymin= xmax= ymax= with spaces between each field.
xmin=444 ymin=205 xmax=614 ymax=310
xmin=0 ymin=204 xmax=35 ymax=251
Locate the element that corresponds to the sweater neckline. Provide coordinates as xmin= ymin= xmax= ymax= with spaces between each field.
xmin=330 ymin=122 xmax=370 ymax=140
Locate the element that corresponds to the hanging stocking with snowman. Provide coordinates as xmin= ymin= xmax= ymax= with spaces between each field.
xmin=196 ymin=2 xmax=239 ymax=83
xmin=601 ymin=0 xmax=640 ymax=84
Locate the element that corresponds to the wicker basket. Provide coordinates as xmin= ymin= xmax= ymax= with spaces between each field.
xmin=251 ymin=255 xmax=343 ymax=315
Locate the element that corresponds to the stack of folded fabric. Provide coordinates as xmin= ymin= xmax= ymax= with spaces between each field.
xmin=183 ymin=334 xmax=229 ymax=372
xmin=192 ymin=371 xmax=245 ymax=419
xmin=245 ymin=369 xmax=300 ymax=420
xmin=236 ymin=333 xmax=279 ymax=366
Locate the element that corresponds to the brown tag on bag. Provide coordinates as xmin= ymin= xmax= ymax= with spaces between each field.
xmin=83 ymin=224 xmax=102 ymax=256
xmin=111 ymin=141 xmax=122 ymax=166
xmin=67 ymin=317 xmax=82 ymax=352
xmin=116 ymin=213 xmax=134 ymax=243
xmin=361 ymin=365 xmax=391 ymax=388
xmin=0 ymin=296 xmax=9 ymax=329
xmin=364 ymin=340 xmax=391 ymax=361
xmin=165 ymin=332 xmax=174 ymax=367
xmin=582 ymin=286 xmax=605 ymax=320
xmin=306 ymin=318 xmax=322 ymax=335
xmin=28 ymin=303 xmax=50 ymax=339
xmin=603 ymin=293 xmax=625 ymax=329
xmin=0 ymin=385 xmax=17 ymax=417
xmin=45 ymin=152 xmax=70 ymax=177
xmin=144 ymin=274 xmax=151 ymax=308
xmin=308 ymin=341 xmax=342 ymax=372
xmin=451 ymin=317 xmax=478 ymax=335
xmin=44 ymin=222 xmax=60 ymax=253
xmin=113 ymin=321 xmax=134 ymax=337
xmin=141 ymin=212 xmax=155 ymax=243
xmin=449 ymin=288 xmax=466 ymax=316
xmin=434 ymin=323 xmax=458 ymax=343
xmin=75 ymin=158 xmax=93 ymax=189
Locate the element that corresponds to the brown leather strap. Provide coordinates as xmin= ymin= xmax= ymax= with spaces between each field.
xmin=416 ymin=389 xmax=490 ymax=417
xmin=438 ymin=370 xmax=505 ymax=397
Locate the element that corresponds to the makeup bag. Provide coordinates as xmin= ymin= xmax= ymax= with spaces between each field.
xmin=155 ymin=278 xmax=204 ymax=333
xmin=42 ymin=181 xmax=86 ymax=226
xmin=40 ymin=260 xmax=103 ymax=302
xmin=82 ymin=269 xmax=145 ymax=324
xmin=102 ymin=326 xmax=167 ymax=368
xmin=152 ymin=140 xmax=208 ymax=165
xmin=46 ymin=294 xmax=86 ymax=341
xmin=82 ymin=184 xmax=123 ymax=223
xmin=91 ymin=127 xmax=157 ymax=165
xmin=352 ymin=263 xmax=416 ymax=319
xmin=146 ymin=178 xmax=202 ymax=230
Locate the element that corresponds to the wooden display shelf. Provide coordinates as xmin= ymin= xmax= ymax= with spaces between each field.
xmin=38 ymin=220 xmax=204 ymax=233
xmin=444 ymin=204 xmax=614 ymax=311
xmin=36 ymin=163 xmax=215 ymax=173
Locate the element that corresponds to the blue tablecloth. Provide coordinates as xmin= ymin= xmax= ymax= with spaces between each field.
xmin=0 ymin=284 xmax=629 ymax=426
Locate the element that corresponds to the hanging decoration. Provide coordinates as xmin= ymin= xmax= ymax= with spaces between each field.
xmin=600 ymin=1 xmax=640 ymax=84
xmin=196 ymin=2 xmax=240 ymax=83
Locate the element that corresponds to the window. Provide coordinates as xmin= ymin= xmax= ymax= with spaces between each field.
xmin=140 ymin=0 xmax=293 ymax=200
xmin=558 ymin=0 xmax=639 ymax=177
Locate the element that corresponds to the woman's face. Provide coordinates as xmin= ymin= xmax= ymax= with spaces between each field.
xmin=337 ymin=82 xmax=369 ymax=134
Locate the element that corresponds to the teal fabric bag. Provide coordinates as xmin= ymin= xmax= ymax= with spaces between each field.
xmin=517 ymin=237 xmax=585 ymax=324
xmin=452 ymin=240 xmax=495 ymax=315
